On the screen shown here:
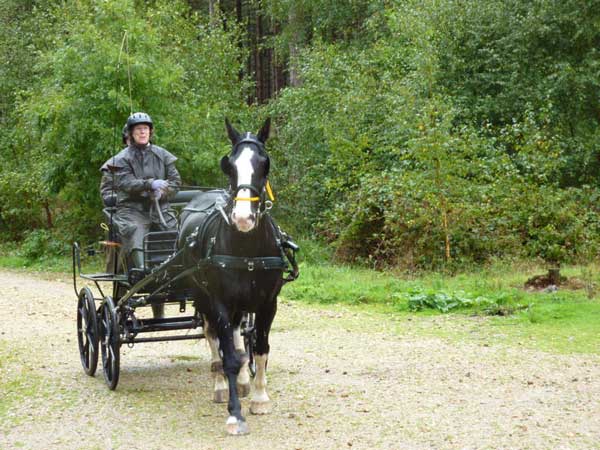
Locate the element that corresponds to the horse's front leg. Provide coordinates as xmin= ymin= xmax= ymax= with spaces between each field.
xmin=250 ymin=300 xmax=277 ymax=415
xmin=204 ymin=317 xmax=229 ymax=403
xmin=211 ymin=307 xmax=248 ymax=435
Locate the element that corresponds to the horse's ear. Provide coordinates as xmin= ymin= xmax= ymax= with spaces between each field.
xmin=225 ymin=118 xmax=240 ymax=145
xmin=257 ymin=117 xmax=271 ymax=143
xmin=220 ymin=155 xmax=232 ymax=176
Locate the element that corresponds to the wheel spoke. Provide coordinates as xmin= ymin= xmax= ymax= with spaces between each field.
xmin=86 ymin=332 xmax=96 ymax=352
xmin=78 ymin=306 xmax=87 ymax=324
xmin=86 ymin=308 xmax=95 ymax=325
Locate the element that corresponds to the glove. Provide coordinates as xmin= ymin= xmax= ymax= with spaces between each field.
xmin=151 ymin=179 xmax=169 ymax=191
xmin=153 ymin=189 xmax=162 ymax=200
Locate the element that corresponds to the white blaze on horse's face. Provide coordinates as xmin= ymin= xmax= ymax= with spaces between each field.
xmin=232 ymin=146 xmax=257 ymax=232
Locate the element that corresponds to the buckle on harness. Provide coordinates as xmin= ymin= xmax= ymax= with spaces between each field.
xmin=247 ymin=260 xmax=255 ymax=271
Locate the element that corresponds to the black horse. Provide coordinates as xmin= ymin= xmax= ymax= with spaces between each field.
xmin=177 ymin=118 xmax=289 ymax=434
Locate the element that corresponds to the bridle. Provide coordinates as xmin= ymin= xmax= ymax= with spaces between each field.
xmin=227 ymin=135 xmax=275 ymax=221
xmin=233 ymin=183 xmax=262 ymax=203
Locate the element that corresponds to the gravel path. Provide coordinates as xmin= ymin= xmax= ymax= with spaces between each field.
xmin=1 ymin=270 xmax=599 ymax=450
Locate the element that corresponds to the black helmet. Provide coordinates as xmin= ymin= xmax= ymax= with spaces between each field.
xmin=121 ymin=124 xmax=129 ymax=145
xmin=126 ymin=112 xmax=153 ymax=131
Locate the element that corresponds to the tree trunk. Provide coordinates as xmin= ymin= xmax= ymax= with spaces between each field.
xmin=288 ymin=5 xmax=301 ymax=87
xmin=272 ymin=21 xmax=285 ymax=96
xmin=255 ymin=9 xmax=263 ymax=103
xmin=235 ymin=0 xmax=244 ymax=82
xmin=434 ymin=157 xmax=451 ymax=261
xmin=43 ymin=200 xmax=53 ymax=228
xmin=548 ymin=267 xmax=561 ymax=285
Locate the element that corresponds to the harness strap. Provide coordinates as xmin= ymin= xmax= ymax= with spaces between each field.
xmin=208 ymin=255 xmax=288 ymax=271
xmin=234 ymin=183 xmax=261 ymax=202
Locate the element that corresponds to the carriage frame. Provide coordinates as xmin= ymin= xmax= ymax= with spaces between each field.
xmin=72 ymin=188 xmax=269 ymax=390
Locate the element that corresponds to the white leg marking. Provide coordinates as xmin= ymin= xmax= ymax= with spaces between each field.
xmin=233 ymin=326 xmax=244 ymax=351
xmin=250 ymin=354 xmax=271 ymax=414
xmin=226 ymin=415 xmax=249 ymax=435
xmin=207 ymin=327 xmax=228 ymax=401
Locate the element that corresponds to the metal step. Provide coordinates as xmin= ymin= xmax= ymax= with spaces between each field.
xmin=80 ymin=272 xmax=128 ymax=282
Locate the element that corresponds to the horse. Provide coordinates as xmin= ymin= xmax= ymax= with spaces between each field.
xmin=177 ymin=118 xmax=286 ymax=435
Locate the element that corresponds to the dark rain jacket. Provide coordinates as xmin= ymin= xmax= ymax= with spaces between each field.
xmin=109 ymin=144 xmax=181 ymax=212
xmin=99 ymin=152 xmax=125 ymax=206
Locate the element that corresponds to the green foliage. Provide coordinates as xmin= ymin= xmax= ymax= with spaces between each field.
xmin=261 ymin=0 xmax=380 ymax=55
xmin=403 ymin=289 xmax=526 ymax=315
xmin=19 ymin=229 xmax=67 ymax=259
xmin=0 ymin=0 xmax=249 ymax=241
xmin=268 ymin=0 xmax=600 ymax=268
xmin=1 ymin=0 xmax=600 ymax=269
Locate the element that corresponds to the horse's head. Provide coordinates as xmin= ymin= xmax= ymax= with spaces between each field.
xmin=221 ymin=118 xmax=271 ymax=233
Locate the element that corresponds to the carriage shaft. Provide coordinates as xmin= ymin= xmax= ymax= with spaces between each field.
xmin=123 ymin=333 xmax=204 ymax=344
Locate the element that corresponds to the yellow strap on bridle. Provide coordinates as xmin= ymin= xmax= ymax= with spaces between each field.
xmin=265 ymin=180 xmax=275 ymax=202
xmin=234 ymin=180 xmax=275 ymax=203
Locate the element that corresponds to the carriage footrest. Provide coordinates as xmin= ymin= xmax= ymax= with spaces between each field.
xmin=80 ymin=272 xmax=128 ymax=282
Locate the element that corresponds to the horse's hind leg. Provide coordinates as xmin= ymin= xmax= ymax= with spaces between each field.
xmin=204 ymin=316 xmax=228 ymax=403
xmin=233 ymin=323 xmax=251 ymax=398
xmin=250 ymin=301 xmax=277 ymax=415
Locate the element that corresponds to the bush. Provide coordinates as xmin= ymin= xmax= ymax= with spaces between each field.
xmin=19 ymin=229 xmax=67 ymax=260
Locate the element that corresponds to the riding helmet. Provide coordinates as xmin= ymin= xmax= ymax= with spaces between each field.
xmin=127 ymin=112 xmax=153 ymax=131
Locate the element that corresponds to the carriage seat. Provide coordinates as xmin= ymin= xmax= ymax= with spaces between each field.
xmin=100 ymin=189 xmax=215 ymax=273
xmin=140 ymin=190 xmax=209 ymax=269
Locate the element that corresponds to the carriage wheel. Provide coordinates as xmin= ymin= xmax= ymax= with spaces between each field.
xmin=77 ymin=287 xmax=99 ymax=376
xmin=243 ymin=313 xmax=257 ymax=378
xmin=100 ymin=296 xmax=121 ymax=390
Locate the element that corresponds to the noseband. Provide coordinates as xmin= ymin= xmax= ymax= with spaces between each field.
xmin=233 ymin=183 xmax=261 ymax=203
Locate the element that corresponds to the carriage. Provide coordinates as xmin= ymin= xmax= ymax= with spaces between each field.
xmin=72 ymin=119 xmax=299 ymax=434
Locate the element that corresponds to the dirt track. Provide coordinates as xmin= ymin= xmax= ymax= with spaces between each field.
xmin=1 ymin=269 xmax=599 ymax=450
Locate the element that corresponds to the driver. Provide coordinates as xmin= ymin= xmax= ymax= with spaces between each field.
xmin=111 ymin=112 xmax=181 ymax=286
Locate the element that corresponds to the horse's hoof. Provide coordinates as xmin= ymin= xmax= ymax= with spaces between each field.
xmin=250 ymin=400 xmax=271 ymax=415
xmin=214 ymin=389 xmax=229 ymax=403
xmin=226 ymin=416 xmax=249 ymax=435
xmin=237 ymin=383 xmax=251 ymax=398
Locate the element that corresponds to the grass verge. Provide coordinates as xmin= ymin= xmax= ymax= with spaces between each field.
xmin=285 ymin=260 xmax=600 ymax=354
xmin=1 ymin=242 xmax=598 ymax=355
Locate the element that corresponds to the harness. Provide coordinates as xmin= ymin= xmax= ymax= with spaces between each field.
xmin=120 ymin=205 xmax=298 ymax=307
xmin=194 ymin=207 xmax=298 ymax=281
